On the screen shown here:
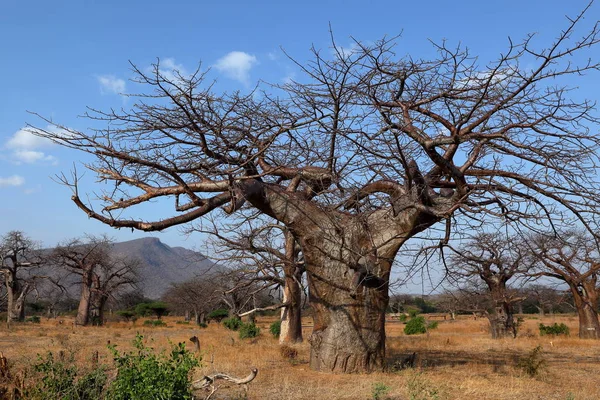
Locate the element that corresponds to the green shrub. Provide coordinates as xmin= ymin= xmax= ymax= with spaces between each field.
xmin=176 ymin=320 xmax=190 ymax=325
xmin=198 ymin=322 xmax=208 ymax=328
xmin=426 ymin=321 xmax=439 ymax=330
xmin=404 ymin=316 xmax=427 ymax=335
xmin=223 ymin=317 xmax=242 ymax=331
xmin=116 ymin=310 xmax=137 ymax=322
xmin=143 ymin=319 xmax=167 ymax=327
xmin=270 ymin=320 xmax=281 ymax=338
xmin=207 ymin=308 xmax=229 ymax=322
xmin=539 ymin=323 xmax=570 ymax=336
xmin=372 ymin=382 xmax=390 ymax=400
xmin=517 ymin=345 xmax=547 ymax=378
xmin=24 ymin=352 xmax=106 ymax=400
xmin=26 ymin=315 xmax=41 ymax=323
xmin=239 ymin=322 xmax=260 ymax=339
xmin=398 ymin=314 xmax=408 ymax=323
xmin=107 ymin=334 xmax=200 ymax=400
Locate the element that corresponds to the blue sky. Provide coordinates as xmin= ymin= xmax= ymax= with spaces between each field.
xmin=0 ymin=0 xmax=597 ymax=258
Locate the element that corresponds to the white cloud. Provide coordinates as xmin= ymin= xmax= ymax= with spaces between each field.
xmin=6 ymin=128 xmax=53 ymax=150
xmin=215 ymin=51 xmax=258 ymax=84
xmin=13 ymin=150 xmax=57 ymax=164
xmin=97 ymin=75 xmax=126 ymax=95
xmin=267 ymin=52 xmax=278 ymax=61
xmin=0 ymin=175 xmax=25 ymax=187
xmin=4 ymin=126 xmax=60 ymax=165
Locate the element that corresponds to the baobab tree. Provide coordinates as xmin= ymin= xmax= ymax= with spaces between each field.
xmin=0 ymin=231 xmax=43 ymax=323
xmin=34 ymin=7 xmax=600 ymax=372
xmin=528 ymin=230 xmax=600 ymax=339
xmin=448 ymin=232 xmax=527 ymax=338
xmin=51 ymin=235 xmax=138 ymax=325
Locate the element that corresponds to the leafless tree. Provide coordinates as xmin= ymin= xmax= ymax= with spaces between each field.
xmin=162 ymin=274 xmax=225 ymax=325
xmin=33 ymin=6 xmax=600 ymax=372
xmin=51 ymin=235 xmax=138 ymax=325
xmin=206 ymin=218 xmax=305 ymax=343
xmin=447 ymin=232 xmax=527 ymax=338
xmin=0 ymin=231 xmax=44 ymax=323
xmin=527 ymin=230 xmax=600 ymax=339
xmin=522 ymin=284 xmax=569 ymax=316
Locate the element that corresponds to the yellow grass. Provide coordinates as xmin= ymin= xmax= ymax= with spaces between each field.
xmin=1 ymin=314 xmax=599 ymax=399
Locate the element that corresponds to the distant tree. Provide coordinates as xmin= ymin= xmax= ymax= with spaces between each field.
xmin=448 ymin=232 xmax=526 ymax=338
xmin=528 ymin=230 xmax=600 ymax=339
xmin=162 ymin=274 xmax=224 ymax=324
xmin=51 ymin=235 xmax=138 ymax=326
xmin=206 ymin=219 xmax=305 ymax=343
xmin=0 ymin=231 xmax=44 ymax=323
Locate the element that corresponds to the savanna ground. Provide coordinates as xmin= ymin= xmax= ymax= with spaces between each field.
xmin=0 ymin=314 xmax=598 ymax=399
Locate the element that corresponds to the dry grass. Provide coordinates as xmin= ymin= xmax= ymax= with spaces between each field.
xmin=0 ymin=314 xmax=598 ymax=399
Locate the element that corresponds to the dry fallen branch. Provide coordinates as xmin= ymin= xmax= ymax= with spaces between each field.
xmin=192 ymin=368 xmax=258 ymax=399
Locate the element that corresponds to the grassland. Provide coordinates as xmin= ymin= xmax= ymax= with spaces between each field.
xmin=1 ymin=314 xmax=599 ymax=399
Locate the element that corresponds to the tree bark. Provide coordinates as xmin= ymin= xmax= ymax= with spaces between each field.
xmin=75 ymin=270 xmax=93 ymax=326
xmin=279 ymin=275 xmax=303 ymax=344
xmin=305 ymin=255 xmax=390 ymax=373
xmin=571 ymin=284 xmax=600 ymax=339
xmin=485 ymin=279 xmax=516 ymax=339
xmin=280 ymin=232 xmax=303 ymax=344
xmin=5 ymin=273 xmax=28 ymax=323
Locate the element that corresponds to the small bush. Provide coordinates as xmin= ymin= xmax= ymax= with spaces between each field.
xmin=223 ymin=317 xmax=242 ymax=331
xmin=207 ymin=308 xmax=229 ymax=322
xmin=404 ymin=316 xmax=427 ymax=335
xmin=176 ymin=321 xmax=190 ymax=325
xmin=26 ymin=315 xmax=41 ymax=323
xmin=24 ymin=352 xmax=107 ymax=400
xmin=406 ymin=371 xmax=441 ymax=400
xmin=426 ymin=321 xmax=439 ymax=330
xmin=143 ymin=319 xmax=167 ymax=327
xmin=198 ymin=322 xmax=208 ymax=328
xmin=539 ymin=323 xmax=570 ymax=336
xmin=116 ymin=310 xmax=137 ymax=322
xmin=107 ymin=334 xmax=200 ymax=400
xmin=270 ymin=320 xmax=281 ymax=338
xmin=517 ymin=345 xmax=547 ymax=378
xmin=398 ymin=314 xmax=408 ymax=323
xmin=239 ymin=322 xmax=260 ymax=339
xmin=372 ymin=382 xmax=390 ymax=400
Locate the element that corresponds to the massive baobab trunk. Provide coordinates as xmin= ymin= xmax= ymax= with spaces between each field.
xmin=571 ymin=284 xmax=600 ymax=339
xmin=485 ymin=279 xmax=517 ymax=339
xmin=245 ymin=181 xmax=443 ymax=372
xmin=5 ymin=273 xmax=31 ymax=323
xmin=7 ymin=280 xmax=30 ymax=323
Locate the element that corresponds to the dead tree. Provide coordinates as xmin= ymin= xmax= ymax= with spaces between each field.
xmin=448 ymin=232 xmax=527 ymax=338
xmin=33 ymin=6 xmax=600 ymax=372
xmin=0 ymin=231 xmax=43 ymax=323
xmin=528 ymin=230 xmax=600 ymax=339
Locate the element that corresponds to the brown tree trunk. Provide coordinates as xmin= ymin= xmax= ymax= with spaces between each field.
xmin=571 ymin=285 xmax=600 ymax=339
xmin=485 ymin=280 xmax=516 ymax=339
xmin=6 ymin=273 xmax=28 ymax=323
xmin=305 ymin=255 xmax=390 ymax=373
xmin=280 ymin=232 xmax=303 ymax=344
xmin=75 ymin=270 xmax=93 ymax=326
xmin=280 ymin=275 xmax=303 ymax=344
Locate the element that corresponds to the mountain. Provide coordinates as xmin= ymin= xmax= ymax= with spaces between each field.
xmin=111 ymin=237 xmax=217 ymax=299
